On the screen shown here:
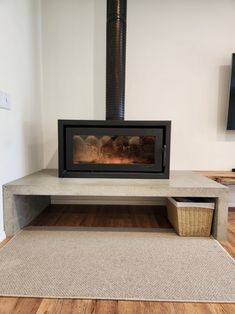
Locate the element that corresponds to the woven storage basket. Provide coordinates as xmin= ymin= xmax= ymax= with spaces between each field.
xmin=167 ymin=197 xmax=214 ymax=237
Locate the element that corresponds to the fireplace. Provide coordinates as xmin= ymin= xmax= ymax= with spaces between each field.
xmin=58 ymin=0 xmax=171 ymax=178
xmin=58 ymin=120 xmax=170 ymax=178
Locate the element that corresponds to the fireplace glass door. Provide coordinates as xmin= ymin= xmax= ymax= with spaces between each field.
xmin=66 ymin=128 xmax=163 ymax=173
xmin=73 ymin=135 xmax=155 ymax=165
xmin=59 ymin=120 xmax=171 ymax=178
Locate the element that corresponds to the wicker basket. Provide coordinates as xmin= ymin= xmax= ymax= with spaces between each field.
xmin=167 ymin=197 xmax=214 ymax=237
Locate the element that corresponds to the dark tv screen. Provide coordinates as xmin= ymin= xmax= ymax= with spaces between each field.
xmin=227 ymin=53 xmax=235 ymax=130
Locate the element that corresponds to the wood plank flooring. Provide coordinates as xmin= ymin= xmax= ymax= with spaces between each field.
xmin=0 ymin=205 xmax=234 ymax=314
xmin=31 ymin=204 xmax=172 ymax=229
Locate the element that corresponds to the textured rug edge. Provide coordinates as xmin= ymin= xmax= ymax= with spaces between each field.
xmin=0 ymin=227 xmax=175 ymax=254
xmin=213 ymin=239 xmax=235 ymax=262
xmin=0 ymin=293 xmax=234 ymax=303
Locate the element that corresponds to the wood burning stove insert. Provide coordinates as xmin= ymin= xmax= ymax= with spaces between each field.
xmin=58 ymin=120 xmax=171 ymax=178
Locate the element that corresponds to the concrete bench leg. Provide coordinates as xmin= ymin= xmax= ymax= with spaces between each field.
xmin=212 ymin=194 xmax=229 ymax=241
xmin=3 ymin=189 xmax=50 ymax=236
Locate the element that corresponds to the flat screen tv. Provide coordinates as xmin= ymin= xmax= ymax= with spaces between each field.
xmin=227 ymin=53 xmax=235 ymax=130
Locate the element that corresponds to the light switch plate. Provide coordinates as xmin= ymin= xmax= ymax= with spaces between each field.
xmin=0 ymin=91 xmax=11 ymax=110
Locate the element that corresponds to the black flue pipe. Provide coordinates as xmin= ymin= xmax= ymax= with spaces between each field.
xmin=106 ymin=0 xmax=127 ymax=120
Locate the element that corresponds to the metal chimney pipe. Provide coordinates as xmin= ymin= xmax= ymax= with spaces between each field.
xmin=106 ymin=0 xmax=127 ymax=120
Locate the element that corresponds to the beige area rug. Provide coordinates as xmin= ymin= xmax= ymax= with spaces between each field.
xmin=0 ymin=227 xmax=234 ymax=302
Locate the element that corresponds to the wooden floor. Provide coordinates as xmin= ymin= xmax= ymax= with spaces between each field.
xmin=0 ymin=205 xmax=234 ymax=314
xmin=31 ymin=204 xmax=172 ymax=229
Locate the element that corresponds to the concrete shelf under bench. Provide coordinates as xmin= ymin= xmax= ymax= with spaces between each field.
xmin=3 ymin=169 xmax=229 ymax=240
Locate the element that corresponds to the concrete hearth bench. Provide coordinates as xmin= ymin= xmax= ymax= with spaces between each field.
xmin=3 ymin=169 xmax=229 ymax=240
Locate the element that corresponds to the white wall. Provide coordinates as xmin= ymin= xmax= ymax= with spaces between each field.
xmin=41 ymin=0 xmax=98 ymax=168
xmin=125 ymin=0 xmax=235 ymax=171
xmin=0 ymin=0 xmax=43 ymax=240
xmin=41 ymin=0 xmax=235 ymax=170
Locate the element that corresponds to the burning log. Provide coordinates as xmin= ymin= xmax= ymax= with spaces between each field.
xmin=100 ymin=136 xmax=114 ymax=160
xmin=73 ymin=136 xmax=86 ymax=163
xmin=113 ymin=136 xmax=128 ymax=155
xmin=73 ymin=135 xmax=100 ymax=163
xmin=129 ymin=136 xmax=142 ymax=146
xmin=84 ymin=136 xmax=99 ymax=162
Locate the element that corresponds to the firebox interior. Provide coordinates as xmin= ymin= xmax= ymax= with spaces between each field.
xmin=73 ymin=135 xmax=155 ymax=165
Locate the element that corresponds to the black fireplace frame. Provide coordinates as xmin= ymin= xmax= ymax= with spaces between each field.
xmin=58 ymin=120 xmax=171 ymax=179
